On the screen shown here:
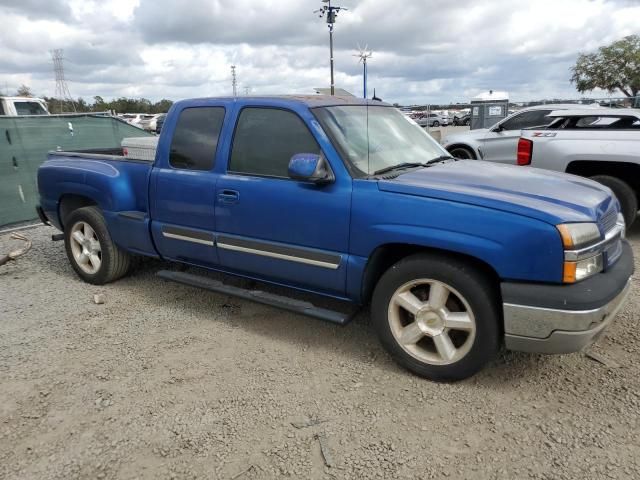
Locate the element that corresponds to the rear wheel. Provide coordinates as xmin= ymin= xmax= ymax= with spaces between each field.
xmin=448 ymin=146 xmax=476 ymax=160
xmin=371 ymin=253 xmax=499 ymax=381
xmin=432 ymin=120 xmax=440 ymax=127
xmin=590 ymin=175 xmax=637 ymax=228
xmin=64 ymin=206 xmax=131 ymax=285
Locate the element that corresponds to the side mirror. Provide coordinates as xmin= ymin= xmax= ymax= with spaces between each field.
xmin=288 ymin=153 xmax=335 ymax=185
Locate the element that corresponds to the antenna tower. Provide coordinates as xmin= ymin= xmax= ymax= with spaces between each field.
xmin=353 ymin=44 xmax=372 ymax=98
xmin=50 ymin=49 xmax=76 ymax=113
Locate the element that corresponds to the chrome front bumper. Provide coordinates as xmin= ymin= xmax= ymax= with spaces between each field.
xmin=504 ymin=279 xmax=631 ymax=354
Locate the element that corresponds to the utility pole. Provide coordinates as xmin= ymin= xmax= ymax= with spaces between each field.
xmin=315 ymin=0 xmax=347 ymax=95
xmin=353 ymin=44 xmax=372 ymax=98
xmin=231 ymin=65 xmax=237 ymax=97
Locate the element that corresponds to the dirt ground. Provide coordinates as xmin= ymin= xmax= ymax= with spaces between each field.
xmin=1 ymin=223 xmax=639 ymax=480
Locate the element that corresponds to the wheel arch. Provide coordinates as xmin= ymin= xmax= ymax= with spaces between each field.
xmin=58 ymin=194 xmax=99 ymax=229
xmin=361 ymin=243 xmax=502 ymax=307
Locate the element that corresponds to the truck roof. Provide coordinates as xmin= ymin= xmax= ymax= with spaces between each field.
xmin=547 ymin=108 xmax=640 ymax=118
xmin=0 ymin=96 xmax=47 ymax=102
xmin=183 ymin=95 xmax=391 ymax=108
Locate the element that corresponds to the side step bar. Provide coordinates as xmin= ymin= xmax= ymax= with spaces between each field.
xmin=157 ymin=270 xmax=356 ymax=325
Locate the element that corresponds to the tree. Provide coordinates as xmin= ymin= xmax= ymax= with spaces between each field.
xmin=16 ymin=84 xmax=33 ymax=97
xmin=571 ymin=35 xmax=640 ymax=98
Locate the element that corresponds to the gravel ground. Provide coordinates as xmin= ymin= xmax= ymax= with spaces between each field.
xmin=1 ymin=223 xmax=639 ymax=480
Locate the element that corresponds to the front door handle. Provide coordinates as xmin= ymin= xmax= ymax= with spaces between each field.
xmin=218 ymin=189 xmax=239 ymax=204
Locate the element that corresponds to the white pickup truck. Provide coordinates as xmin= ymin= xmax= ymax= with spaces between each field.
xmin=518 ymin=108 xmax=640 ymax=228
xmin=0 ymin=96 xmax=49 ymax=116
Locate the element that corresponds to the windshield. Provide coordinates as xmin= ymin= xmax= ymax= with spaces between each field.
xmin=314 ymin=105 xmax=449 ymax=175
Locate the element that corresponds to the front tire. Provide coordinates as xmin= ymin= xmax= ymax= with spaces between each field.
xmin=64 ymin=206 xmax=131 ymax=285
xmin=371 ymin=253 xmax=499 ymax=381
xmin=432 ymin=120 xmax=440 ymax=127
xmin=590 ymin=175 xmax=637 ymax=229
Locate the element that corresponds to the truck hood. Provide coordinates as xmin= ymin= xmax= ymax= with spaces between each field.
xmin=378 ymin=160 xmax=615 ymax=225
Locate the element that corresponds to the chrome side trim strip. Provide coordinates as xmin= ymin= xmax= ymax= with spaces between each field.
xmin=217 ymin=241 xmax=341 ymax=270
xmin=162 ymin=232 xmax=214 ymax=246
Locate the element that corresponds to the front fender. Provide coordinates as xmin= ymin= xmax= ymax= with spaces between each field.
xmin=347 ymin=183 xmax=564 ymax=302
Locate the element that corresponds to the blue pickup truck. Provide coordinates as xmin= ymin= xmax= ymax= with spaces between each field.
xmin=37 ymin=95 xmax=633 ymax=381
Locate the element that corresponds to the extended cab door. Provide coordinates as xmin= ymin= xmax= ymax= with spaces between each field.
xmin=214 ymin=106 xmax=351 ymax=296
xmin=480 ymin=109 xmax=552 ymax=164
xmin=149 ymin=105 xmax=227 ymax=267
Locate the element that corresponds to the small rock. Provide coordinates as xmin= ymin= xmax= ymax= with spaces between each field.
xmin=93 ymin=294 xmax=106 ymax=305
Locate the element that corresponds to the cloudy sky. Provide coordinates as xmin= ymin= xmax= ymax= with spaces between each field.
xmin=0 ymin=0 xmax=638 ymax=105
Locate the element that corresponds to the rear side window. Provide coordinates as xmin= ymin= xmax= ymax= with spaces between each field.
xmin=501 ymin=110 xmax=552 ymax=130
xmin=229 ymin=108 xmax=320 ymax=178
xmin=169 ymin=107 xmax=225 ymax=170
xmin=14 ymin=101 xmax=47 ymax=115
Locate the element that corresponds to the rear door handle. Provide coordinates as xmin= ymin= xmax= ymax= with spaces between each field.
xmin=218 ymin=189 xmax=239 ymax=204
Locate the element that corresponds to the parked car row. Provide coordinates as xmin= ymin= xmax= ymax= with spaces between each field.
xmin=117 ymin=113 xmax=167 ymax=133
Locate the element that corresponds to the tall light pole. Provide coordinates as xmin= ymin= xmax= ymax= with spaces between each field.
xmin=315 ymin=0 xmax=347 ymax=95
xmin=353 ymin=44 xmax=372 ymax=98
xmin=231 ymin=65 xmax=237 ymax=97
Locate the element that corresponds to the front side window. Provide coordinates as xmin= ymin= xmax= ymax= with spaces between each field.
xmin=229 ymin=108 xmax=320 ymax=178
xmin=169 ymin=107 xmax=225 ymax=170
xmin=314 ymin=105 xmax=449 ymax=176
xmin=500 ymin=110 xmax=552 ymax=130
xmin=14 ymin=101 xmax=47 ymax=115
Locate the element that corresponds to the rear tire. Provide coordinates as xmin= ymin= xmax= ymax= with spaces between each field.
xmin=64 ymin=206 xmax=131 ymax=285
xmin=590 ymin=175 xmax=637 ymax=228
xmin=371 ymin=253 xmax=500 ymax=381
xmin=432 ymin=121 xmax=440 ymax=127
xmin=448 ymin=146 xmax=476 ymax=160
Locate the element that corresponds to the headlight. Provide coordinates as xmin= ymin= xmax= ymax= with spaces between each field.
xmin=557 ymin=223 xmax=603 ymax=283
xmin=556 ymin=223 xmax=601 ymax=249
xmin=563 ymin=254 xmax=603 ymax=283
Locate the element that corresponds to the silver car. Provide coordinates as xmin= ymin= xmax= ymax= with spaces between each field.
xmin=416 ymin=112 xmax=449 ymax=128
xmin=441 ymin=104 xmax=601 ymax=163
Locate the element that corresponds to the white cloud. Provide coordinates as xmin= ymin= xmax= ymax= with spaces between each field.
xmin=0 ymin=0 xmax=638 ymax=105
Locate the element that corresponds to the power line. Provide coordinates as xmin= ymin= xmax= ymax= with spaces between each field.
xmin=50 ymin=49 xmax=76 ymax=113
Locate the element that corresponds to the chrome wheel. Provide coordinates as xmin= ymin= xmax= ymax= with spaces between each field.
xmin=69 ymin=221 xmax=102 ymax=274
xmin=388 ymin=279 xmax=476 ymax=366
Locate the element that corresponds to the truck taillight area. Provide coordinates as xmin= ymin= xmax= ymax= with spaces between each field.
xmin=517 ymin=138 xmax=533 ymax=166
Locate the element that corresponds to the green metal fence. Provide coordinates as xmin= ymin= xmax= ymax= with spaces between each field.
xmin=1 ymin=114 xmax=151 ymax=227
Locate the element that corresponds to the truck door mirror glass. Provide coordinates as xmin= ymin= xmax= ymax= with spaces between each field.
xmin=288 ymin=153 xmax=335 ymax=185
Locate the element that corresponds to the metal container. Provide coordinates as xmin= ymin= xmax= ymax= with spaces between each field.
xmin=121 ymin=136 xmax=158 ymax=162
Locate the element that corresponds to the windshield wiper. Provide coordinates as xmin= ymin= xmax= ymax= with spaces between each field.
xmin=373 ymin=162 xmax=426 ymax=176
xmin=425 ymin=155 xmax=456 ymax=164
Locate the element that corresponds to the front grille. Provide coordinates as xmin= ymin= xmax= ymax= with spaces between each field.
xmin=600 ymin=207 xmax=618 ymax=233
